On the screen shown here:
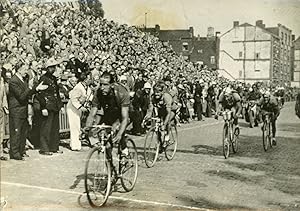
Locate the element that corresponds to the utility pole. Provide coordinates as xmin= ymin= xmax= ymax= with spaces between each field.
xmin=145 ymin=12 xmax=147 ymax=29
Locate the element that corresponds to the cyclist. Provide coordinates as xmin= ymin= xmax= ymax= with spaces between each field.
xmin=142 ymin=81 xmax=175 ymax=150
xmin=218 ymin=86 xmax=242 ymax=129
xmin=257 ymin=91 xmax=280 ymax=146
xmin=85 ymin=72 xmax=130 ymax=156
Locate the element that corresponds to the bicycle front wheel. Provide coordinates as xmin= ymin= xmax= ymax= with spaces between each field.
xmin=84 ymin=146 xmax=111 ymax=207
xmin=144 ymin=127 xmax=160 ymax=168
xmin=262 ymin=122 xmax=269 ymax=151
xmin=232 ymin=127 xmax=239 ymax=153
xmin=120 ymin=138 xmax=138 ymax=192
xmin=223 ymin=123 xmax=230 ymax=159
xmin=165 ymin=124 xmax=178 ymax=160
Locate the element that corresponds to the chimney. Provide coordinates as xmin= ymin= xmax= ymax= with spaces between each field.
xmin=189 ymin=27 xmax=194 ymax=37
xmin=233 ymin=21 xmax=239 ymax=27
xmin=207 ymin=27 xmax=214 ymax=38
xmin=155 ymin=24 xmax=160 ymax=31
xmin=256 ymin=20 xmax=264 ymax=28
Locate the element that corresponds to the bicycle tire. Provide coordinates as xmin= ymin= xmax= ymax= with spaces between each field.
xmin=268 ymin=122 xmax=273 ymax=148
xmin=232 ymin=127 xmax=239 ymax=153
xmin=165 ymin=124 xmax=178 ymax=160
xmin=84 ymin=146 xmax=111 ymax=207
xmin=262 ymin=122 xmax=269 ymax=151
xmin=144 ymin=127 xmax=160 ymax=168
xmin=223 ymin=123 xmax=230 ymax=159
xmin=120 ymin=138 xmax=138 ymax=192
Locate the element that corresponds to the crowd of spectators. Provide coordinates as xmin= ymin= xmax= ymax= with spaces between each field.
xmin=0 ymin=1 xmax=299 ymax=160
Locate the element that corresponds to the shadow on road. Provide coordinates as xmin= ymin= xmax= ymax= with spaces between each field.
xmin=176 ymin=195 xmax=254 ymax=210
xmin=204 ymin=133 xmax=300 ymax=197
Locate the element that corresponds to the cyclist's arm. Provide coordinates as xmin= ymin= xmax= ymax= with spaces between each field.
xmin=86 ymin=106 xmax=99 ymax=127
xmin=116 ymin=106 xmax=129 ymax=138
xmin=144 ymin=101 xmax=154 ymax=121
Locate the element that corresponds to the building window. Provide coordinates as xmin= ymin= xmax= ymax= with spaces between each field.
xmin=210 ymin=56 xmax=215 ymax=64
xmin=285 ymin=33 xmax=287 ymax=44
xmin=255 ymin=69 xmax=260 ymax=72
xmin=182 ymin=42 xmax=188 ymax=51
xmin=239 ymin=51 xmax=243 ymax=58
xmin=197 ymin=49 xmax=203 ymax=53
xmin=255 ymin=53 xmax=260 ymax=59
xmin=281 ymin=32 xmax=284 ymax=39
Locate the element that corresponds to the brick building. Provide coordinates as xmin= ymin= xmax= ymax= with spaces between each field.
xmin=219 ymin=20 xmax=292 ymax=85
xmin=140 ymin=25 xmax=219 ymax=69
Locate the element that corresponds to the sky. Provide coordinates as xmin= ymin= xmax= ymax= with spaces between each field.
xmin=100 ymin=0 xmax=300 ymax=38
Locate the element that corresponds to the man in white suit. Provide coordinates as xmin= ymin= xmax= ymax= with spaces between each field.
xmin=67 ymin=72 xmax=93 ymax=151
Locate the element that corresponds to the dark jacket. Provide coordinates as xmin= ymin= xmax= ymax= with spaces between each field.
xmin=194 ymin=83 xmax=203 ymax=103
xmin=36 ymin=71 xmax=62 ymax=112
xmin=8 ymin=74 xmax=36 ymax=118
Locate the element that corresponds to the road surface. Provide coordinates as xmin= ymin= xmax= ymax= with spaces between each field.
xmin=1 ymin=102 xmax=300 ymax=210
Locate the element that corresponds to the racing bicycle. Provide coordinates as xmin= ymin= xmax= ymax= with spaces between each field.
xmin=84 ymin=125 xmax=138 ymax=207
xmin=222 ymin=110 xmax=240 ymax=159
xmin=144 ymin=117 xmax=178 ymax=168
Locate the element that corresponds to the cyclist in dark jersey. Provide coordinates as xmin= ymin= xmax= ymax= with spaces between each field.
xmin=143 ymin=81 xmax=175 ymax=147
xmin=85 ymin=72 xmax=130 ymax=155
xmin=257 ymin=91 xmax=280 ymax=146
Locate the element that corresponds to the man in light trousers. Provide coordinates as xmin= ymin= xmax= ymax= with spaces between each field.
xmin=67 ymin=72 xmax=93 ymax=151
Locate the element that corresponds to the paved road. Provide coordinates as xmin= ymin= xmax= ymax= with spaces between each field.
xmin=1 ymin=102 xmax=300 ymax=211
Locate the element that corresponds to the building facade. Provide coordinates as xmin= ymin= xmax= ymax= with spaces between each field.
xmin=219 ymin=20 xmax=292 ymax=85
xmin=140 ymin=25 xmax=219 ymax=69
xmin=291 ymin=36 xmax=300 ymax=87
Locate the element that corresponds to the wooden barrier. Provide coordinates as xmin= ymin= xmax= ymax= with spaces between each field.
xmin=3 ymin=100 xmax=71 ymax=141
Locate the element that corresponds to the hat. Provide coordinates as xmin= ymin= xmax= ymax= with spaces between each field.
xmin=144 ymin=82 xmax=152 ymax=89
xmin=45 ymin=58 xmax=61 ymax=68
xmin=119 ymin=75 xmax=127 ymax=81
xmin=69 ymin=54 xmax=75 ymax=59
xmin=2 ymin=63 xmax=13 ymax=70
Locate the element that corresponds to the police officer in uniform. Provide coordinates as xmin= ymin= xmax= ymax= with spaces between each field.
xmin=36 ymin=58 xmax=63 ymax=155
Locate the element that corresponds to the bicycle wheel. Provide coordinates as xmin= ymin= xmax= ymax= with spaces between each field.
xmin=268 ymin=122 xmax=273 ymax=148
xmin=84 ymin=146 xmax=111 ymax=207
xmin=262 ymin=122 xmax=269 ymax=151
xmin=223 ymin=123 xmax=230 ymax=159
xmin=120 ymin=138 xmax=138 ymax=192
xmin=144 ymin=127 xmax=160 ymax=168
xmin=165 ymin=124 xmax=178 ymax=160
xmin=232 ymin=127 xmax=239 ymax=153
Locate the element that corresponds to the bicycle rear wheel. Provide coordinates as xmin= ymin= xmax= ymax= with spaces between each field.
xmin=232 ymin=127 xmax=239 ymax=153
xmin=262 ymin=122 xmax=269 ymax=151
xmin=144 ymin=127 xmax=160 ymax=168
xmin=84 ymin=146 xmax=111 ymax=207
xmin=223 ymin=124 xmax=230 ymax=159
xmin=165 ymin=124 xmax=178 ymax=160
xmin=120 ymin=138 xmax=138 ymax=192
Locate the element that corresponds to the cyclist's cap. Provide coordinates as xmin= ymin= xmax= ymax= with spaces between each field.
xmin=178 ymin=84 xmax=184 ymax=89
xmin=144 ymin=82 xmax=152 ymax=89
xmin=224 ymin=87 xmax=233 ymax=96
xmin=264 ymin=91 xmax=271 ymax=98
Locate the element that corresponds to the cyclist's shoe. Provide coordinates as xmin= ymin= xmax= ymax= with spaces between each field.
xmin=165 ymin=134 xmax=170 ymax=142
xmin=121 ymin=147 xmax=129 ymax=157
xmin=272 ymin=138 xmax=277 ymax=146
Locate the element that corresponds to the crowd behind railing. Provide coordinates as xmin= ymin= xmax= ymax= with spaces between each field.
xmin=0 ymin=1 xmax=299 ymax=160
